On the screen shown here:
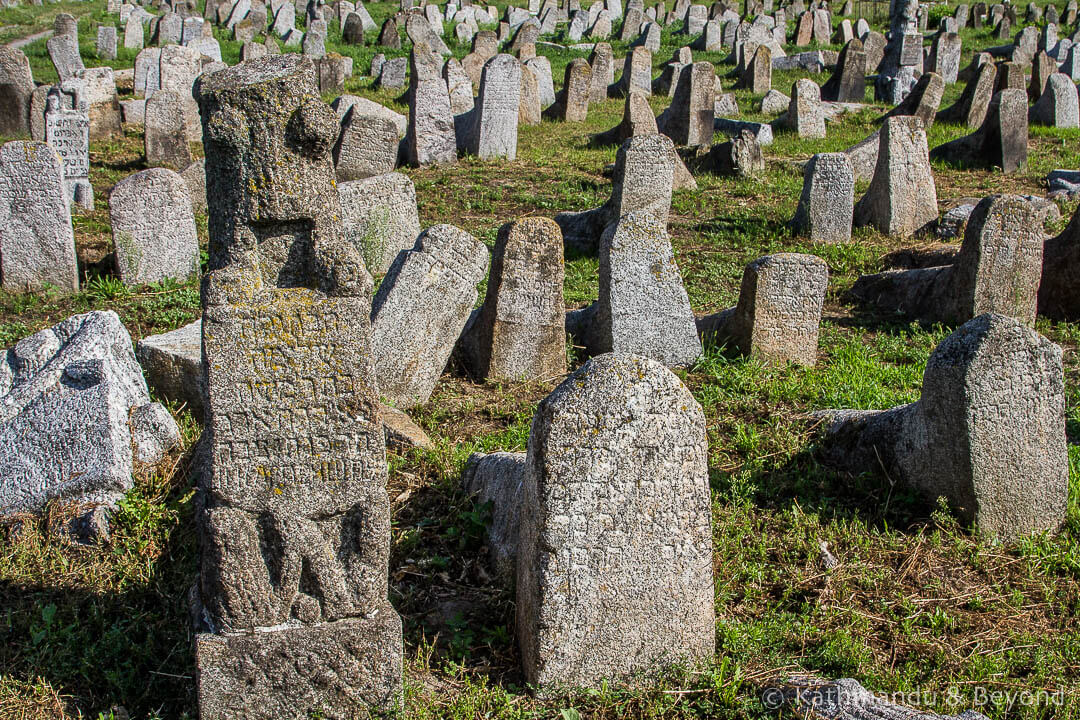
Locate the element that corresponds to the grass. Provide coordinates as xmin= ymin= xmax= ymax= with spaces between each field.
xmin=2 ymin=0 xmax=1080 ymax=718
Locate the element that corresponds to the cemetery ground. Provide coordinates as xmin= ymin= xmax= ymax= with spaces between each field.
xmin=3 ymin=1 xmax=1080 ymax=718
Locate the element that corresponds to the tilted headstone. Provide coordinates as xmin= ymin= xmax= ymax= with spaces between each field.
xmin=370 ymin=224 xmax=489 ymax=408
xmin=791 ymin=152 xmax=854 ymax=244
xmin=1029 ymin=50 xmax=1057 ymax=101
xmin=457 ymin=217 xmax=566 ymax=381
xmin=144 ymin=89 xmax=192 ymax=170
xmin=193 ymin=54 xmax=403 ymax=718
xmin=47 ymin=32 xmax=85 ymax=83
xmin=517 ymin=352 xmax=714 ymax=687
xmin=882 ymin=70 xmax=944 ymax=128
xmin=849 ymin=194 xmax=1043 ymax=325
xmin=738 ymin=43 xmax=772 ymax=94
xmin=816 ymin=312 xmax=1066 ymax=541
xmin=0 ymin=48 xmax=34 ymax=137
xmin=445 ymin=58 xmax=476 ymax=143
xmin=405 ymin=43 xmax=458 ymax=166
xmin=338 ymin=172 xmax=421 ymax=275
xmin=854 ymin=115 xmax=936 ymax=237
xmin=109 ymin=168 xmax=199 ymax=286
xmin=937 ymin=59 xmax=995 ymax=127
xmin=334 ymin=110 xmax=398 ymax=180
xmin=543 ymin=57 xmax=592 ymax=121
xmin=931 ymin=88 xmax=1028 ymax=174
xmin=1030 ymin=72 xmax=1080 ymax=128
xmin=657 ymin=61 xmax=714 ymax=146
xmin=465 ymin=54 xmax=522 ymax=160
xmin=614 ymin=46 xmax=652 ymax=97
xmin=0 ymin=141 xmax=78 ymax=294
xmin=44 ymin=91 xmax=93 ymax=211
xmin=697 ymin=253 xmax=828 ymax=366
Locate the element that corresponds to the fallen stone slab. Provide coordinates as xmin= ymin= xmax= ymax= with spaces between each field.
xmin=136 ymin=318 xmax=203 ymax=419
xmin=714 ymin=117 xmax=774 ymax=145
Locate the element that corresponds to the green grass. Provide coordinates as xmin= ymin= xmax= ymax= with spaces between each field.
xmin=2 ymin=0 xmax=1080 ymax=718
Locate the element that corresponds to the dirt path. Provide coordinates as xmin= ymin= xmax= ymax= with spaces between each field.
xmin=5 ymin=28 xmax=53 ymax=49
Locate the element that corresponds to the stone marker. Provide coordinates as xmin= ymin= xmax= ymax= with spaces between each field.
xmin=124 ymin=12 xmax=145 ymax=50
xmin=457 ymin=217 xmax=566 ymax=381
xmin=567 ymin=210 xmax=701 ymax=367
xmin=465 ymin=54 xmax=522 ymax=160
xmin=135 ymin=47 xmax=162 ymax=99
xmin=782 ymin=78 xmax=825 ymax=138
xmin=738 ymin=43 xmax=772 ymax=94
xmin=44 ymin=91 xmax=93 ymax=211
xmin=405 ymin=43 xmax=458 ymax=166
xmin=0 ymin=48 xmax=34 ymax=137
xmin=1039 ymin=200 xmax=1080 ymax=320
xmin=791 ymin=152 xmax=854 ymax=244
xmin=929 ymin=31 xmax=961 ymax=83
xmin=543 ymin=57 xmax=592 ymax=121
xmin=136 ymin=319 xmax=204 ymax=419
xmin=816 ymin=312 xmax=1066 ymax=541
xmin=97 ymin=26 xmax=118 ymax=60
xmin=556 ymin=133 xmax=675 ymax=253
xmin=931 ymin=88 xmax=1028 ymax=174
xmin=588 ymin=42 xmax=615 ymax=103
xmin=882 ymin=70 xmax=944 ymax=128
xmin=109 ymin=168 xmax=199 ymax=286
xmin=462 ymin=451 xmax=526 ymax=575
xmin=849 ymin=195 xmax=1043 ymax=326
xmin=820 ymin=37 xmax=865 ymax=102
xmin=0 ymin=141 xmax=78 ymax=294
xmin=706 ymin=128 xmax=764 ymax=177
xmin=657 ymin=61 xmax=714 ymax=146
xmin=520 ymin=62 xmax=542 ymax=125
xmin=445 ymin=58 xmax=476 ymax=142
xmin=1029 ymin=50 xmax=1057 ymax=101
xmin=338 ymin=172 xmax=422 ymax=275
xmin=696 ymin=253 xmax=828 ymax=366
xmin=517 ymin=352 xmax=714 ymax=688
xmin=0 ymin=311 xmax=179 ymax=519
xmin=370 ymin=224 xmax=489 ymax=408
xmin=334 ymin=110 xmax=398 ymax=180
xmin=47 ymin=32 xmax=84 ymax=83
xmin=937 ymin=59 xmax=995 ymax=127
xmin=525 ymin=56 xmax=556 ymax=107
xmin=379 ymin=17 xmax=401 ymax=47
xmin=1030 ymin=73 xmax=1080 ymax=128
xmin=193 ymin=54 xmax=402 ymax=719
xmin=145 ymin=89 xmax=192 ymax=170
xmin=613 ymin=46 xmax=652 ymax=98
xmin=854 ymin=116 xmax=937 ymax=237
xmin=378 ymin=56 xmax=407 ymax=88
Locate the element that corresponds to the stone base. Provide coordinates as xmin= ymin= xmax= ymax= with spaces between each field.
xmin=195 ymin=608 xmax=402 ymax=720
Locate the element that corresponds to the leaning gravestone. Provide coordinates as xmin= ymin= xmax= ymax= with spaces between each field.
xmin=517 ymin=352 xmax=714 ymax=688
xmin=1030 ymin=72 xmax=1080 ymax=128
xmin=193 ymin=54 xmax=403 ymax=719
xmin=338 ymin=172 xmax=422 ymax=275
xmin=815 ymin=312 xmax=1066 ymax=541
xmin=109 ymin=168 xmax=199 ymax=286
xmin=333 ymin=110 xmax=398 ymax=181
xmin=696 ymin=253 xmax=829 ymax=366
xmin=931 ymin=88 xmax=1028 ymax=174
xmin=145 ymin=89 xmax=193 ymax=170
xmin=457 ymin=217 xmax=566 ymax=381
xmin=543 ymin=57 xmax=592 ymax=122
xmin=849 ymin=194 xmax=1043 ymax=325
xmin=791 ymin=152 xmax=854 ymax=244
xmin=0 ymin=48 xmax=34 ymax=137
xmin=465 ymin=54 xmax=523 ymax=160
xmin=820 ymin=37 xmax=866 ymax=102
xmin=44 ymin=91 xmax=93 ymax=211
xmin=937 ymin=59 xmax=995 ymax=127
xmin=1039 ymin=200 xmax=1080 ymax=320
xmin=882 ymin=70 xmax=944 ymax=128
xmin=47 ymin=32 xmax=85 ymax=83
xmin=370 ymin=225 xmax=489 ymax=408
xmin=854 ymin=116 xmax=937 ymax=237
xmin=568 ymin=210 xmax=701 ymax=367
xmin=0 ymin=141 xmax=78 ymax=294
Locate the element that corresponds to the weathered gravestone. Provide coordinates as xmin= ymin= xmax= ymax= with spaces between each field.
xmin=613 ymin=46 xmax=652 ymax=97
xmin=882 ymin=70 xmax=944 ymax=128
xmin=44 ymin=91 xmax=93 ymax=211
xmin=556 ymin=133 xmax=675 ymax=253
xmin=566 ymin=210 xmax=701 ymax=367
xmin=124 ymin=12 xmax=145 ymax=50
xmin=378 ymin=56 xmax=407 ymax=88
xmin=525 ymin=56 xmax=556 ymax=107
xmin=0 ymin=141 xmax=78 ymax=294
xmin=145 ymin=89 xmax=193 ymax=170
xmin=931 ymin=88 xmax=1027 ymax=174
xmin=780 ymin=78 xmax=825 ymax=138
xmin=457 ymin=217 xmax=566 ymax=381
xmin=517 ymin=352 xmax=714 ymax=688
xmin=47 ymin=31 xmax=85 ymax=83
xmin=406 ymin=42 xmax=458 ymax=166
xmin=135 ymin=47 xmax=162 ymax=99
xmin=849 ymin=194 xmax=1043 ymax=325
xmin=706 ymin=128 xmax=765 ymax=176
xmin=543 ymin=57 xmax=592 ymax=121
xmin=738 ymin=43 xmax=772 ymax=94
xmin=333 ymin=110 xmax=398 ymax=181
xmin=657 ymin=61 xmax=714 ymax=146
xmin=937 ymin=59 xmax=995 ymax=127
xmin=0 ymin=48 xmax=34 ymax=137
xmin=465 ymin=54 xmax=522 ymax=160
xmin=875 ymin=0 xmax=921 ymax=103
xmin=696 ymin=253 xmax=828 ymax=366
xmin=519 ymin=63 xmax=542 ymax=125
xmin=791 ymin=152 xmax=854 ymax=243
xmin=462 ymin=451 xmax=527 ymax=575
xmin=338 ymin=172 xmax=422 ymax=275
xmin=1039 ymin=200 xmax=1080 ymax=320
xmin=109 ymin=168 xmax=199 ymax=286
xmin=97 ymin=26 xmax=118 ymax=60
xmin=820 ymin=37 xmax=866 ymax=102
xmin=815 ymin=312 xmax=1066 ymax=541
xmin=929 ymin=31 xmax=961 ymax=83
xmin=1030 ymin=72 xmax=1080 ymax=128
xmin=193 ymin=54 xmax=403 ymax=719
xmin=370 ymin=225 xmax=489 ymax=408
xmin=1029 ymin=50 xmax=1057 ymax=101
xmin=588 ymin=42 xmax=615 ymax=103
xmin=854 ymin=116 xmax=937 ymax=237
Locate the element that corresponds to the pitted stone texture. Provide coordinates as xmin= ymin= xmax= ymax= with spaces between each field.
xmin=697 ymin=253 xmax=828 ymax=366
xmin=370 ymin=225 xmax=489 ymax=408
xmin=821 ymin=38 xmax=865 ymax=102
xmin=791 ymin=152 xmax=854 ymax=244
xmin=0 ymin=141 xmax=78 ymax=294
xmin=816 ymin=313 xmax=1066 ymax=541
xmin=145 ymin=89 xmax=193 ymax=170
xmin=882 ymin=70 xmax=944 ymax=128
xmin=47 ymin=32 xmax=85 ymax=83
xmin=462 ymin=451 xmax=526 ymax=575
xmin=45 ymin=96 xmax=92 ymax=211
xmin=706 ymin=128 xmax=765 ymax=177
xmin=332 ymin=94 xmax=407 ymax=136
xmin=854 ymin=116 xmax=937 ymax=237
xmin=194 ymin=53 xmax=400 ymax=719
xmin=465 ymin=54 xmax=522 ymax=159
xmin=339 ymin=173 xmax=421 ymax=275
xmin=516 ymin=352 xmax=714 ymax=688
xmin=931 ymin=88 xmax=1028 ymax=174
xmin=109 ymin=168 xmax=199 ymax=286
xmin=1030 ymin=72 xmax=1080 ymax=128
xmin=657 ymin=61 xmax=714 ymax=146
xmin=333 ymin=111 xmax=398 ymax=181
xmin=555 ymin=133 xmax=675 ymax=253
xmin=784 ymin=78 xmax=825 ymax=138
xmin=850 ymin=195 xmax=1043 ymax=326
xmin=406 ymin=43 xmax=458 ymax=166
xmin=574 ymin=210 xmax=701 ymax=367
xmin=544 ymin=57 xmax=591 ymax=121
xmin=457 ymin=217 xmax=566 ymax=381
xmin=525 ymin=56 xmax=556 ymax=107
xmin=0 ymin=311 xmax=179 ymax=517
xmin=937 ymin=60 xmax=995 ymax=127
xmin=136 ymin=319 xmax=204 ymax=418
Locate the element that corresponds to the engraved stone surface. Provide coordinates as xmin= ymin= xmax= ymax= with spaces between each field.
xmin=333 ymin=110 xmax=398 ymax=180
xmin=854 ymin=115 xmax=937 ymax=237
xmin=657 ymin=61 xmax=714 ymax=146
xmin=0 ymin=141 xmax=78 ymax=294
xmin=457 ymin=217 xmax=566 ymax=381
xmin=821 ymin=37 xmax=865 ymax=102
xmin=937 ymin=59 xmax=995 ymax=127
xmin=516 ymin=352 xmax=714 ymax=688
xmin=791 ymin=152 xmax=854 ymax=244
xmin=136 ymin=319 xmax=204 ymax=418
xmin=465 ymin=54 xmax=522 ymax=159
xmin=816 ymin=313 xmax=1067 ymax=541
xmin=145 ymin=89 xmax=193 ymax=170
xmin=543 ymin=57 xmax=592 ymax=121
xmin=370 ymin=224 xmax=489 ymax=408
xmin=1030 ymin=72 xmax=1080 ymax=128
xmin=931 ymin=88 xmax=1028 ymax=173
xmin=882 ymin=70 xmax=944 ymax=128
xmin=784 ymin=77 xmax=825 ymax=138
xmin=406 ymin=42 xmax=458 ymax=166
xmin=109 ymin=168 xmax=199 ymax=286
xmin=45 ymin=93 xmax=93 ymax=210
xmin=338 ymin=172 xmax=422 ymax=275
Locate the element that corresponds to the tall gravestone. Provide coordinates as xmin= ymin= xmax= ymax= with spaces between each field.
xmin=517 ymin=352 xmax=714 ymax=688
xmin=109 ymin=168 xmax=199 ymax=286
xmin=931 ymin=88 xmax=1028 ymax=174
xmin=854 ymin=115 xmax=937 ymax=237
xmin=44 ymin=90 xmax=93 ymax=211
xmin=145 ymin=89 xmax=193 ymax=170
xmin=791 ymin=152 xmax=854 ymax=244
xmin=192 ymin=55 xmax=403 ymax=719
xmin=658 ymin=61 xmax=714 ymax=146
xmin=406 ymin=42 xmax=458 ymax=166
xmin=466 ymin=54 xmax=523 ymax=160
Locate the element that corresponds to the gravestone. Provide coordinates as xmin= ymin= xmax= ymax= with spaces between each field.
xmin=657 ymin=61 xmax=714 ymax=146
xmin=405 ymin=43 xmax=458 ymax=166
xmin=193 ymin=54 xmax=402 ymax=719
xmin=1031 ymin=72 xmax=1080 ymax=128
xmin=0 ymin=48 xmax=34 ymax=137
xmin=816 ymin=312 xmax=1066 ymax=541
xmin=706 ymin=128 xmax=764 ymax=177
xmin=697 ymin=253 xmax=828 ymax=366
xmin=343 ymin=11 xmax=366 ymax=42
xmin=333 ymin=110 xmax=398 ymax=181
xmin=109 ymin=168 xmax=199 ymax=285
xmin=97 ymin=26 xmax=118 ymax=60
xmin=378 ymin=56 xmax=407 ymax=88
xmin=615 ymin=46 xmax=652 ymax=97
xmin=849 ymin=194 xmax=1043 ymax=325
xmin=820 ymin=37 xmax=865 ymax=102
xmin=854 ymin=116 xmax=936 ymax=237
xmin=378 ymin=17 xmax=401 ymax=47
xmin=466 ymin=54 xmax=522 ymax=160
xmin=929 ymin=31 xmax=961 ymax=83
xmin=937 ymin=60 xmax=995 ymax=127
xmin=144 ymin=90 xmax=192 ymax=170
xmin=784 ymin=78 xmax=825 ymax=138
xmin=338 ymin=172 xmax=421 ymax=275
xmin=862 ymin=29 xmax=885 ymax=71
xmin=517 ymin=352 xmax=714 ymax=688
xmin=44 ymin=91 xmax=93 ymax=211
xmin=543 ymin=57 xmax=592 ymax=121
xmin=370 ymin=225 xmax=489 ymax=408
xmin=738 ymin=44 xmax=772 ymax=94
xmin=1029 ymin=50 xmax=1057 ymax=101
xmin=883 ymin=70 xmax=944 ymax=128
xmin=876 ymin=0 xmax=921 ymax=103
xmin=588 ymin=43 xmax=615 ymax=103
xmin=135 ymin=47 xmax=162 ymax=99
xmin=159 ymin=45 xmax=203 ymax=142
xmin=159 ymin=12 xmax=183 ymax=44
xmin=1039 ymin=201 xmax=1080 ymax=320
xmin=791 ymin=152 xmax=854 ymax=243
xmin=520 ymin=62 xmax=542 ymax=125
xmin=457 ymin=217 xmax=566 ymax=381
xmin=47 ymin=32 xmax=85 ymax=82
xmin=462 ymin=451 xmax=527 ymax=575
xmin=445 ymin=58 xmax=476 ymax=142
xmin=125 ymin=13 xmax=145 ymax=50
xmin=931 ymin=88 xmax=1028 ymax=174
xmin=0 ymin=141 xmax=78 ymax=294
